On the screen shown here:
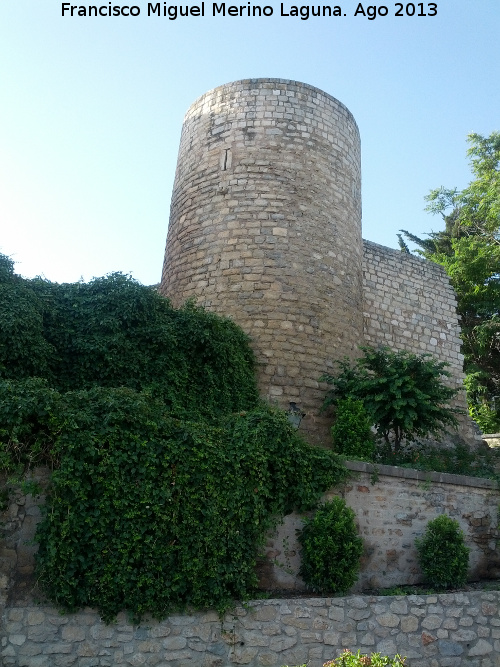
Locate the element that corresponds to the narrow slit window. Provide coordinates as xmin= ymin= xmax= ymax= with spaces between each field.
xmin=221 ymin=148 xmax=232 ymax=171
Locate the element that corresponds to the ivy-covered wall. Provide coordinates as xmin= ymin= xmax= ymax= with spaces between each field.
xmin=0 ymin=254 xmax=349 ymax=623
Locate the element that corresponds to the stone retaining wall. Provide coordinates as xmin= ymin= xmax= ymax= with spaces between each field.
xmin=2 ymin=465 xmax=499 ymax=619
xmin=2 ymin=592 xmax=500 ymax=667
xmin=258 ymin=462 xmax=500 ymax=592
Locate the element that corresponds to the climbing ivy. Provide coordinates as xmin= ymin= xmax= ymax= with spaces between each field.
xmin=35 ymin=395 xmax=349 ymax=622
xmin=0 ymin=253 xmax=349 ymax=621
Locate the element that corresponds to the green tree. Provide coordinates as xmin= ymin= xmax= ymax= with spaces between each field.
xmin=400 ymin=132 xmax=500 ymax=431
xmin=321 ymin=347 xmax=461 ymax=452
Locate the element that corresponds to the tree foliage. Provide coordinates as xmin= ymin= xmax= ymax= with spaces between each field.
xmin=322 ymin=347 xmax=461 ymax=451
xmin=400 ymin=132 xmax=500 ymax=431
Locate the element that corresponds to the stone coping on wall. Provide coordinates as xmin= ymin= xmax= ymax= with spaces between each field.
xmin=2 ymin=591 xmax=500 ymax=667
xmin=483 ymin=435 xmax=500 ymax=449
xmin=343 ymin=459 xmax=499 ymax=490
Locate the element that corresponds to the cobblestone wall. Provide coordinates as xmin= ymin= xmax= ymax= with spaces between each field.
xmin=160 ymin=78 xmax=363 ymax=444
xmin=258 ymin=462 xmax=500 ymax=592
xmin=2 ymin=592 xmax=500 ymax=667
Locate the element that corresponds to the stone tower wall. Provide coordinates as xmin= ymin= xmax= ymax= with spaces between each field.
xmin=363 ymin=240 xmax=476 ymax=443
xmin=160 ymin=79 xmax=363 ymax=443
xmin=363 ymin=240 xmax=464 ymax=378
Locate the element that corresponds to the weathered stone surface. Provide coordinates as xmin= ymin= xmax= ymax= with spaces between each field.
xmin=2 ymin=592 xmax=497 ymax=666
xmin=423 ymin=615 xmax=444 ymax=630
xmin=401 ymin=616 xmax=419 ymax=633
xmin=160 ymin=78 xmax=363 ymax=447
xmin=438 ymin=640 xmax=464 ymax=656
xmin=468 ymin=639 xmax=493 ymax=657
xmin=377 ymin=613 xmax=400 ymax=628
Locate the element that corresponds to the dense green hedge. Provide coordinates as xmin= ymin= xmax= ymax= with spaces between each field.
xmin=0 ymin=253 xmax=349 ymax=620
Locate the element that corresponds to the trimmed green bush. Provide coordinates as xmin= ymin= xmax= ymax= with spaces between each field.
xmin=415 ymin=515 xmax=469 ymax=589
xmin=298 ymin=497 xmax=363 ymax=595
xmin=331 ymin=397 xmax=375 ymax=460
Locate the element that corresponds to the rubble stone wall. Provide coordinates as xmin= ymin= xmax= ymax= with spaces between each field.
xmin=2 ymin=593 xmax=500 ymax=667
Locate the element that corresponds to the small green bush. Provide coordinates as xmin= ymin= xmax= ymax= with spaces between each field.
xmin=331 ymin=397 xmax=375 ymax=460
xmin=298 ymin=497 xmax=363 ymax=595
xmin=324 ymin=649 xmax=406 ymax=665
xmin=415 ymin=515 xmax=469 ymax=589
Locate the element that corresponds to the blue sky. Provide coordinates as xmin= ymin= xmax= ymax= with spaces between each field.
xmin=1 ymin=0 xmax=498 ymax=285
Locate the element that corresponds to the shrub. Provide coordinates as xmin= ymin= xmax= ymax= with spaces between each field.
xmin=282 ymin=651 xmax=406 ymax=667
xmin=321 ymin=346 xmax=462 ymax=451
xmin=298 ymin=497 xmax=362 ymax=595
xmin=415 ymin=515 xmax=469 ymax=588
xmin=331 ymin=397 xmax=375 ymax=460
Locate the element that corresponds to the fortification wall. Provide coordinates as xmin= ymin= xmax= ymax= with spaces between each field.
xmin=362 ymin=240 xmax=476 ymax=443
xmin=363 ymin=240 xmax=464 ymax=388
xmin=160 ymin=79 xmax=479 ymax=446
xmin=160 ymin=78 xmax=363 ymax=444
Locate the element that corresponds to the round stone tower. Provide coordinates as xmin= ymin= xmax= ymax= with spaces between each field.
xmin=160 ymin=79 xmax=363 ymax=444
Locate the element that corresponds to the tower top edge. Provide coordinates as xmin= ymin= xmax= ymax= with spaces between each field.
xmin=184 ymin=78 xmax=359 ymax=134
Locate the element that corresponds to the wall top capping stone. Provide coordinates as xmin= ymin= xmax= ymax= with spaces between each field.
xmin=344 ymin=459 xmax=499 ymax=490
xmin=363 ymin=239 xmax=448 ymax=277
